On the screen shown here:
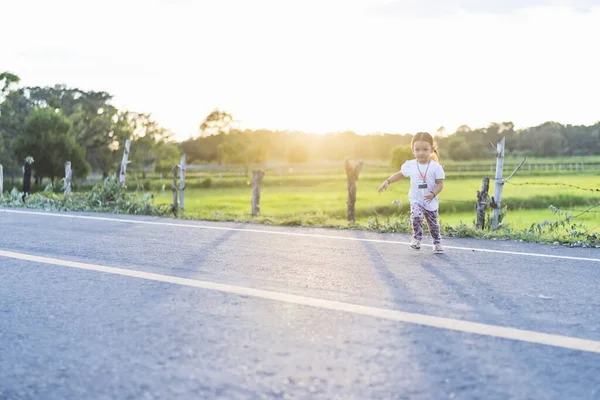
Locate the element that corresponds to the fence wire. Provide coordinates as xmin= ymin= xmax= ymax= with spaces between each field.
xmin=504 ymin=181 xmax=600 ymax=192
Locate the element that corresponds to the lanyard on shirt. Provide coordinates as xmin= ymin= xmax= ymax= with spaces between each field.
xmin=416 ymin=160 xmax=430 ymax=191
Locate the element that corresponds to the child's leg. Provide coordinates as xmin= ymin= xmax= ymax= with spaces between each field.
xmin=424 ymin=208 xmax=442 ymax=244
xmin=411 ymin=203 xmax=424 ymax=241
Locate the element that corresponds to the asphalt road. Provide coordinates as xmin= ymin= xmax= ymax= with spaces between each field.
xmin=1 ymin=208 xmax=600 ymax=400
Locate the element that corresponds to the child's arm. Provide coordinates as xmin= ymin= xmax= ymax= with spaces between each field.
xmin=378 ymin=171 xmax=404 ymax=193
xmin=424 ymin=179 xmax=444 ymax=201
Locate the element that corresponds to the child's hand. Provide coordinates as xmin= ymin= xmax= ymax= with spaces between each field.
xmin=424 ymin=191 xmax=436 ymax=202
xmin=378 ymin=180 xmax=389 ymax=193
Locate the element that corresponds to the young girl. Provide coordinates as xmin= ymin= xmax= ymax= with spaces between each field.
xmin=378 ymin=132 xmax=445 ymax=253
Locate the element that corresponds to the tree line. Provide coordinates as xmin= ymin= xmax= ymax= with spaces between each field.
xmin=182 ymin=114 xmax=600 ymax=166
xmin=0 ymin=72 xmax=178 ymax=185
xmin=2 ymin=71 xmax=599 ymax=184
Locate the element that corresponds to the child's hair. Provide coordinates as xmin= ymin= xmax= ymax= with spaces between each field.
xmin=411 ymin=132 xmax=440 ymax=162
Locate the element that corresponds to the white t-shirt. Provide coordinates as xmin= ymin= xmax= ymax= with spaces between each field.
xmin=400 ymin=159 xmax=445 ymax=211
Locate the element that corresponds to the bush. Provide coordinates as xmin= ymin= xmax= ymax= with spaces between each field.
xmin=0 ymin=178 xmax=172 ymax=216
xmin=200 ymin=178 xmax=213 ymax=188
xmin=390 ymin=145 xmax=413 ymax=170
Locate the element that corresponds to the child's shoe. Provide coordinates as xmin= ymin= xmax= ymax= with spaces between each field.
xmin=433 ymin=243 xmax=444 ymax=254
xmin=411 ymin=239 xmax=421 ymax=250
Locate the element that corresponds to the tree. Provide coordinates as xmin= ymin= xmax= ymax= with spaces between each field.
xmin=14 ymin=108 xmax=89 ymax=183
xmin=456 ymin=125 xmax=472 ymax=133
xmin=70 ymin=103 xmax=120 ymax=177
xmin=25 ymin=85 xmax=112 ymax=117
xmin=390 ymin=145 xmax=413 ymax=170
xmin=0 ymin=86 xmax=31 ymax=182
xmin=532 ymin=122 xmax=566 ymax=157
xmin=216 ymin=131 xmax=269 ymax=175
xmin=0 ymin=72 xmax=20 ymax=97
xmin=26 ymin=85 xmax=118 ymax=176
xmin=154 ymin=142 xmax=181 ymax=175
xmin=199 ymin=109 xmax=232 ymax=136
xmin=447 ymin=136 xmax=472 ymax=161
xmin=0 ymin=82 xmax=126 ymax=180
xmin=181 ymin=133 xmax=225 ymax=164
xmin=128 ymin=113 xmax=172 ymax=178
xmin=287 ymin=144 xmax=309 ymax=163
xmin=0 ymin=72 xmax=20 ymax=155
xmin=247 ymin=132 xmax=271 ymax=165
xmin=217 ymin=134 xmax=248 ymax=166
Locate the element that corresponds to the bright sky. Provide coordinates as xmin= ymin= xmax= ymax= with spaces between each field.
xmin=3 ymin=0 xmax=600 ymax=140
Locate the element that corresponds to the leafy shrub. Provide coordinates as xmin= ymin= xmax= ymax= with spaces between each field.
xmin=1 ymin=178 xmax=171 ymax=216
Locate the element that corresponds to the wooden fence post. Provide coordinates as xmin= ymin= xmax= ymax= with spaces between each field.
xmin=119 ymin=139 xmax=131 ymax=185
xmin=64 ymin=161 xmax=72 ymax=194
xmin=345 ymin=159 xmax=364 ymax=223
xmin=476 ymin=177 xmax=490 ymax=229
xmin=179 ymin=154 xmax=186 ymax=216
xmin=23 ymin=156 xmax=34 ymax=200
xmin=251 ymin=169 xmax=265 ymax=216
xmin=491 ymin=138 xmax=505 ymax=229
xmin=172 ymin=165 xmax=179 ymax=216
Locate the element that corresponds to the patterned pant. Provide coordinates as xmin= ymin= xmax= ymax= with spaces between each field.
xmin=411 ymin=203 xmax=442 ymax=244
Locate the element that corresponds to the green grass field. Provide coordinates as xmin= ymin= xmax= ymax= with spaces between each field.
xmin=152 ymin=174 xmax=600 ymax=232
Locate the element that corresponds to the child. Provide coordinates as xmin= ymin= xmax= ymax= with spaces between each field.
xmin=378 ymin=132 xmax=445 ymax=253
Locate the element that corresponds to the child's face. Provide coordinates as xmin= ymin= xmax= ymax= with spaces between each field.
xmin=412 ymin=140 xmax=432 ymax=163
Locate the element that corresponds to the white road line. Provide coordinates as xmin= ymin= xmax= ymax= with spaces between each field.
xmin=2 ymin=248 xmax=599 ymax=354
xmin=2 ymin=208 xmax=600 ymax=263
